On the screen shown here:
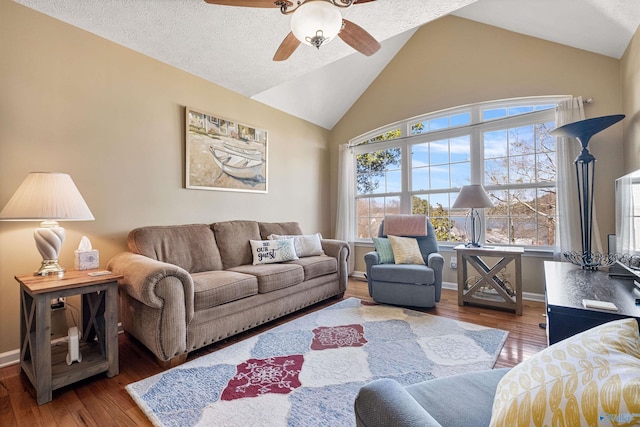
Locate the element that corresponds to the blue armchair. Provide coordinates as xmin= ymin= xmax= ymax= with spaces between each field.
xmin=364 ymin=218 xmax=444 ymax=308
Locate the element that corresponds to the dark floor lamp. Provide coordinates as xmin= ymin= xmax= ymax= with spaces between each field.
xmin=550 ymin=114 xmax=625 ymax=270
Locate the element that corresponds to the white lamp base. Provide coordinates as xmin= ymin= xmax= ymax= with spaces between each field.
xmin=33 ymin=221 xmax=65 ymax=276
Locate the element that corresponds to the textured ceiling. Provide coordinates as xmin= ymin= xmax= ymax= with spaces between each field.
xmin=13 ymin=0 xmax=640 ymax=130
xmin=453 ymin=0 xmax=640 ymax=59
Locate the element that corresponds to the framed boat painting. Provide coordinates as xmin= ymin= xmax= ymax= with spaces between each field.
xmin=185 ymin=107 xmax=268 ymax=193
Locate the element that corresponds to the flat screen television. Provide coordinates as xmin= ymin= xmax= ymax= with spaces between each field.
xmin=614 ymin=168 xmax=640 ymax=278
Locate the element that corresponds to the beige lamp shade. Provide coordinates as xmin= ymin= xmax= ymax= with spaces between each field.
xmin=452 ymin=184 xmax=494 ymax=209
xmin=0 ymin=172 xmax=94 ymax=221
xmin=0 ymin=172 xmax=94 ymax=275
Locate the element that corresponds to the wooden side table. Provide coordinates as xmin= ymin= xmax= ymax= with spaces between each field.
xmin=15 ymin=270 xmax=121 ymax=405
xmin=454 ymin=245 xmax=524 ymax=315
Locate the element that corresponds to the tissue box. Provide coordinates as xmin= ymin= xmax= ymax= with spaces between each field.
xmin=74 ymin=250 xmax=99 ymax=270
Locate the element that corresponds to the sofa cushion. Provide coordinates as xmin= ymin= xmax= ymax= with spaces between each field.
xmin=258 ymin=221 xmax=303 ymax=239
xmin=250 ymin=239 xmax=298 ymax=265
xmin=490 ymin=318 xmax=640 ymax=427
xmin=286 ymin=255 xmax=337 ymax=281
xmin=127 ymin=224 xmax=222 ymax=273
xmin=268 ymin=233 xmax=325 ymax=257
xmin=191 ymin=271 xmax=259 ymax=311
xmin=229 ymin=263 xmax=304 ymax=293
xmin=212 ymin=220 xmax=261 ymax=269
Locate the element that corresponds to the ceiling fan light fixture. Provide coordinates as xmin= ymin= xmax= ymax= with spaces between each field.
xmin=291 ymin=1 xmax=343 ymax=49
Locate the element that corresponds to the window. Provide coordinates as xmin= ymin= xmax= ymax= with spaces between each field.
xmin=352 ymin=97 xmax=565 ymax=247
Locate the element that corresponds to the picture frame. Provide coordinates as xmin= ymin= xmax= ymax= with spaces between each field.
xmin=185 ymin=107 xmax=268 ymax=193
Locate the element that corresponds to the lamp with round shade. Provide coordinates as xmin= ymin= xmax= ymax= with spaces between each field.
xmin=452 ymin=184 xmax=494 ymax=247
xmin=0 ymin=172 xmax=94 ymax=276
xmin=290 ymin=1 xmax=343 ymax=49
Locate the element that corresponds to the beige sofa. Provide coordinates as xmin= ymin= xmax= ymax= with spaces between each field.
xmin=107 ymin=220 xmax=350 ymax=367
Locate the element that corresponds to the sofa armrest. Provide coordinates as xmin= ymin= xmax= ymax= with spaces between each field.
xmin=354 ymin=378 xmax=442 ymax=427
xmin=321 ymin=239 xmax=350 ymax=291
xmin=107 ymin=252 xmax=195 ymax=323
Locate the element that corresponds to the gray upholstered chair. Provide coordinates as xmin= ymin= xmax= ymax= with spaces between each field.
xmin=364 ymin=218 xmax=444 ymax=308
xmin=354 ymin=368 xmax=510 ymax=427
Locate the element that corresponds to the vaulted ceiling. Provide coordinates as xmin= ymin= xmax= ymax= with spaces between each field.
xmin=14 ymin=0 xmax=640 ymax=130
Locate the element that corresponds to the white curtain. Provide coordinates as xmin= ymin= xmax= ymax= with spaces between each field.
xmin=615 ymin=173 xmax=634 ymax=253
xmin=555 ymin=96 xmax=605 ymax=257
xmin=336 ymin=143 xmax=355 ymax=273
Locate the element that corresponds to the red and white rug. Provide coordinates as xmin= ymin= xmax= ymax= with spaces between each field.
xmin=126 ymin=298 xmax=508 ymax=426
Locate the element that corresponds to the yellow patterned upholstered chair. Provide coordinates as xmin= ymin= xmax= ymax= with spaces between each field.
xmin=490 ymin=317 xmax=640 ymax=427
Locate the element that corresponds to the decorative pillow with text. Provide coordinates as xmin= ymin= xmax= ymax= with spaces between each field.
xmin=250 ymin=239 xmax=298 ymax=265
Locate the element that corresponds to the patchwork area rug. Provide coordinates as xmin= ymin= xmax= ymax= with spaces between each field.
xmin=127 ymin=298 xmax=508 ymax=427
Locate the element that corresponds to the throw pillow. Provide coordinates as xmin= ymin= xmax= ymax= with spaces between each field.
xmin=388 ymin=235 xmax=425 ymax=265
xmin=267 ymin=233 xmax=324 ymax=257
xmin=250 ymin=239 xmax=298 ymax=265
xmin=490 ymin=318 xmax=640 ymax=427
xmin=372 ymin=237 xmax=395 ymax=264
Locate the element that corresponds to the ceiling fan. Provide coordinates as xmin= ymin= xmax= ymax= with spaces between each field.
xmin=203 ymin=0 xmax=381 ymax=61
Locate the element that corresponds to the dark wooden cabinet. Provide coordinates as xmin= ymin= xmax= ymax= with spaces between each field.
xmin=544 ymin=261 xmax=640 ymax=345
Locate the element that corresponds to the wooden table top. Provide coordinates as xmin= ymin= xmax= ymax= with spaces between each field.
xmin=15 ymin=269 xmax=122 ymax=294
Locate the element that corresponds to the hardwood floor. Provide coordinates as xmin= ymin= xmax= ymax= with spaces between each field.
xmin=0 ymin=278 xmax=548 ymax=426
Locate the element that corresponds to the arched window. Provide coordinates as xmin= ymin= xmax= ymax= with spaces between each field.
xmin=351 ymin=96 xmax=568 ymax=248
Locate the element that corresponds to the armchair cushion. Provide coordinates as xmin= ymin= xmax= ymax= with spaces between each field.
xmin=388 ymin=236 xmax=425 ymax=265
xmin=372 ymin=237 xmax=395 ymax=264
xmin=371 ymin=264 xmax=435 ymax=285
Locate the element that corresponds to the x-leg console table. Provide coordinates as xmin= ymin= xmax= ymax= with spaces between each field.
xmin=454 ymin=245 xmax=524 ymax=315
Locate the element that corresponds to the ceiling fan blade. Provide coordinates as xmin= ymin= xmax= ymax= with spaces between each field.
xmin=273 ymin=32 xmax=301 ymax=61
xmin=203 ymin=0 xmax=285 ymax=7
xmin=354 ymin=0 xmax=376 ymax=3
xmin=339 ymin=19 xmax=381 ymax=56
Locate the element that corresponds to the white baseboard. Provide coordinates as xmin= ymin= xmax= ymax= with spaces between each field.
xmin=351 ymin=272 xmax=545 ymax=303
xmin=0 ymin=348 xmax=19 ymax=369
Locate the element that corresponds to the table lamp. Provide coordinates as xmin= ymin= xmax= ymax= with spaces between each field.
xmin=0 ymin=172 xmax=94 ymax=276
xmin=452 ymin=184 xmax=494 ymax=247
